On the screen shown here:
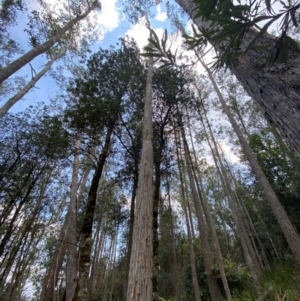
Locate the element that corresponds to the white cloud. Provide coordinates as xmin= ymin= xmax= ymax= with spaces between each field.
xmin=156 ymin=4 xmax=161 ymax=13
xmin=125 ymin=17 xmax=164 ymax=50
xmin=155 ymin=12 xmax=167 ymax=22
xmin=97 ymin=0 xmax=120 ymax=32
xmin=155 ymin=4 xmax=167 ymax=22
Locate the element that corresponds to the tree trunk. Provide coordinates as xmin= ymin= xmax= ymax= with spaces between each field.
xmin=166 ymin=172 xmax=182 ymax=301
xmin=180 ymin=122 xmax=223 ymax=301
xmin=0 ymin=45 xmax=67 ymax=117
xmin=175 ymin=0 xmax=300 ymax=154
xmin=78 ymin=123 xmax=115 ymax=301
xmin=0 ymin=2 xmax=99 ymax=84
xmin=175 ymin=131 xmax=201 ymax=301
xmin=124 ymin=173 xmax=138 ymax=301
xmin=200 ymin=59 xmax=300 ymax=261
xmin=66 ymin=132 xmax=81 ymax=301
xmin=197 ymin=100 xmax=262 ymax=294
xmin=126 ymin=56 xmax=154 ymax=301
xmin=187 ymin=119 xmax=232 ymax=300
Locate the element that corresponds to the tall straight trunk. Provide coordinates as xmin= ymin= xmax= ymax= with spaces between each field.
xmin=66 ymin=132 xmax=81 ymax=301
xmin=221 ymin=152 xmax=271 ymax=267
xmin=166 ymin=172 xmax=181 ymax=301
xmin=40 ymin=218 xmax=68 ymax=301
xmin=89 ymin=181 xmax=109 ymax=297
xmin=186 ymin=119 xmax=232 ymax=300
xmin=78 ymin=124 xmax=115 ymax=301
xmin=124 ymin=173 xmax=138 ymax=301
xmin=175 ymin=131 xmax=201 ymax=301
xmin=200 ymin=59 xmax=300 ymax=261
xmin=126 ymin=57 xmax=154 ymax=301
xmin=180 ymin=122 xmax=223 ymax=301
xmin=0 ymin=45 xmax=67 ymax=117
xmin=109 ymin=232 xmax=118 ymax=301
xmin=153 ymin=161 xmax=161 ymax=301
xmin=197 ymin=102 xmax=262 ymax=294
xmin=175 ymin=0 xmax=300 ymax=153
xmin=0 ymin=2 xmax=99 ymax=84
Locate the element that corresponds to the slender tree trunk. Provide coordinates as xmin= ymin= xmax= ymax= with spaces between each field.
xmin=166 ymin=172 xmax=182 ymax=301
xmin=197 ymin=102 xmax=262 ymax=294
xmin=78 ymin=124 xmax=115 ymax=301
xmin=200 ymin=59 xmax=300 ymax=261
xmin=0 ymin=45 xmax=68 ymax=117
xmin=187 ymin=120 xmax=232 ymax=300
xmin=40 ymin=219 xmax=68 ymax=301
xmin=153 ymin=161 xmax=161 ymax=301
xmin=89 ymin=183 xmax=109 ymax=298
xmin=126 ymin=57 xmax=154 ymax=301
xmin=221 ymin=153 xmax=271 ymax=267
xmin=124 ymin=172 xmax=138 ymax=301
xmin=0 ymin=2 xmax=99 ymax=84
xmin=175 ymin=0 xmax=300 ymax=153
xmin=175 ymin=132 xmax=202 ymax=301
xmin=66 ymin=132 xmax=81 ymax=301
xmin=180 ymin=122 xmax=223 ymax=301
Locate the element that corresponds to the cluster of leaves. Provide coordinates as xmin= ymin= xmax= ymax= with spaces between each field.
xmin=183 ymin=0 xmax=300 ymax=69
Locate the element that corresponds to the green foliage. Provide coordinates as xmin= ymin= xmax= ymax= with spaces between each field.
xmin=185 ymin=0 xmax=300 ymax=69
xmin=248 ymin=129 xmax=300 ymax=233
xmin=232 ymin=261 xmax=300 ymax=300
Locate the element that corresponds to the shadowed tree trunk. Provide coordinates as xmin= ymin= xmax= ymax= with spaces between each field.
xmin=77 ymin=122 xmax=116 ymax=301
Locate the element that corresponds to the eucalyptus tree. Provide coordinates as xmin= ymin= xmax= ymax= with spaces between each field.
xmin=151 ymin=66 xmax=192 ymax=300
xmin=113 ymin=96 xmax=145 ymax=298
xmin=0 ymin=0 xmax=101 ymax=85
xmin=126 ymin=29 xmax=154 ymax=299
xmin=65 ymin=38 xmax=146 ymax=301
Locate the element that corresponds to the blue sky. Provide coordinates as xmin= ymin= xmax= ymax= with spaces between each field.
xmin=3 ymin=0 xmax=175 ymax=114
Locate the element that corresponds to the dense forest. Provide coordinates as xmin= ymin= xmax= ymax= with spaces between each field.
xmin=1 ymin=0 xmax=300 ymax=300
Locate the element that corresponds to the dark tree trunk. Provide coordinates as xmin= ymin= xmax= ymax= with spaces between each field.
xmin=77 ymin=123 xmax=115 ymax=301
xmin=124 ymin=173 xmax=138 ymax=300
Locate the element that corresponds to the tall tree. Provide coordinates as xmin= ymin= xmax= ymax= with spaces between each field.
xmin=126 ymin=52 xmax=154 ymax=301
